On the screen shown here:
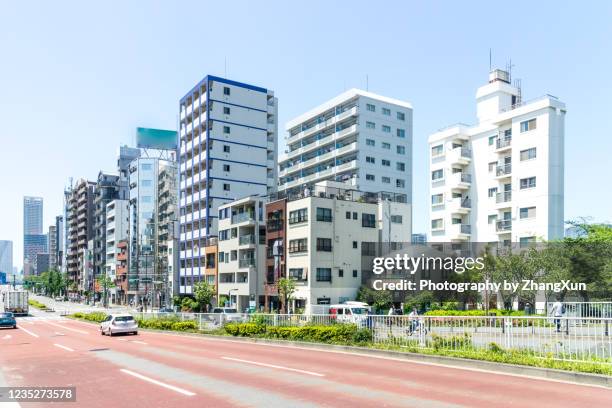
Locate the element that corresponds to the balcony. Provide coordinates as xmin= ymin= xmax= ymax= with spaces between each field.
xmin=496 ymin=191 xmax=512 ymax=204
xmin=496 ymin=220 xmax=512 ymax=233
xmin=448 ymin=224 xmax=471 ymax=240
xmin=495 ymin=137 xmax=512 ymax=152
xmin=496 ymin=163 xmax=512 ymax=178
xmin=448 ymin=147 xmax=472 ymax=165
xmin=448 ymin=172 xmax=472 ymax=189
xmin=287 ymin=124 xmax=357 ymax=159
xmin=239 ymin=234 xmax=255 ymax=246
xmin=266 ymin=219 xmax=284 ymax=232
xmin=232 ymin=212 xmax=255 ymax=224
xmin=239 ymin=258 xmax=255 ymax=268
xmin=447 ymin=198 xmax=471 ymax=214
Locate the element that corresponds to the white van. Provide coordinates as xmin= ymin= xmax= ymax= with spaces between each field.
xmin=329 ymin=302 xmax=371 ymax=326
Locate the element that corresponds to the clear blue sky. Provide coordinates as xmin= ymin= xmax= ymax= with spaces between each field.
xmin=1 ymin=1 xmax=611 ymax=270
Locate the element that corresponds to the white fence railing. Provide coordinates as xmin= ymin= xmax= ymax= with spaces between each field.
xmin=546 ymin=302 xmax=612 ymax=318
xmin=127 ymin=312 xmax=612 ymax=364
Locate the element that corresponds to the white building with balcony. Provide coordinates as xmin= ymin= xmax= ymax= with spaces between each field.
xmin=105 ymin=199 xmax=129 ymax=303
xmin=216 ymin=196 xmax=267 ymax=311
xmin=429 ymin=69 xmax=566 ymax=244
xmin=284 ymin=181 xmax=412 ymax=313
xmin=278 ymin=89 xmax=413 ymax=205
xmin=179 ymin=76 xmax=277 ymax=294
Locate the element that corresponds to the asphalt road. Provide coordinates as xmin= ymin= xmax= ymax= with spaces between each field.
xmin=0 ymin=308 xmax=611 ymax=407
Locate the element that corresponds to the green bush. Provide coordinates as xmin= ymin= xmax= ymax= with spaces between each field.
xmin=223 ymin=323 xmax=370 ymax=345
xmin=28 ymin=299 xmax=47 ymax=310
xmin=431 ymin=333 xmax=472 ymax=351
xmin=171 ymin=321 xmax=198 ymax=331
xmin=224 ymin=323 xmax=266 ymax=336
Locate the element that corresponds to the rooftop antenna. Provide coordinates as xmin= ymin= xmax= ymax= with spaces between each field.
xmin=506 ymin=59 xmax=515 ymax=82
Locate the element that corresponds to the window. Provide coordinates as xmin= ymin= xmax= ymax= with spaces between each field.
xmin=452 ymin=218 xmax=462 ymax=225
xmin=289 ymin=268 xmax=304 ymax=281
xmin=223 ymin=183 xmax=230 ymax=191
xmin=396 ymin=162 xmax=405 ymax=171
xmin=520 ymin=206 xmax=536 ymax=219
xmin=223 ymin=164 xmax=230 ymax=172
xmin=488 ymin=136 xmax=496 ymax=146
xmin=396 ymin=129 xmax=405 ymax=138
xmin=520 ymin=177 xmax=536 ymax=189
xmin=520 ymin=118 xmax=537 ymax=132
xmin=366 ymin=103 xmax=375 ymax=112
xmin=431 ymin=194 xmax=443 ymax=205
xmin=520 ymin=236 xmax=536 ymax=247
xmin=366 ymin=138 xmax=375 ymax=146
xmin=316 ymin=207 xmax=332 ymax=222
xmin=219 ymin=229 xmax=229 ymax=241
xmin=141 ymin=163 xmax=152 ymax=171
xmin=223 ymin=86 xmax=231 ymax=95
xmin=488 ymin=187 xmax=498 ymax=198
xmin=520 ymin=148 xmax=537 ymax=161
xmin=141 ymin=180 xmax=152 ymax=187
xmin=223 ymin=145 xmax=230 ymax=153
xmin=366 ymin=156 xmax=375 ymax=164
xmin=289 ymin=208 xmax=308 ymax=224
xmin=488 ymin=214 xmax=497 ymax=224
xmin=338 ymin=269 xmax=344 ymax=277
xmin=382 ymin=125 xmax=391 ymax=133
xmin=366 ymin=121 xmax=375 ymax=129
xmin=353 ymin=270 xmax=358 ymax=278
xmin=382 ymin=108 xmax=391 ymax=116
xmin=488 ymin=162 xmax=497 ymax=173
xmin=362 ymin=213 xmax=376 ymax=228
xmin=396 ymin=146 xmax=405 ymax=155
xmin=391 ymin=215 xmax=403 ymax=224
xmin=218 ymin=252 xmax=225 ymax=262
xmin=361 ymin=242 xmax=376 ymax=256
xmin=382 ymin=159 xmax=390 ymax=167
xmin=352 ymin=212 xmax=358 ymax=220
xmin=223 ymin=126 xmax=231 ymax=134
xmin=316 ymin=238 xmax=332 ymax=252
xmin=431 ymin=219 xmax=443 ymax=230
xmin=223 ymin=106 xmax=231 ymax=115
xmin=431 ymin=169 xmax=444 ymax=181
xmin=382 ymin=176 xmax=390 ymax=184
xmin=288 ymin=238 xmax=308 ymax=254
xmin=396 ymin=179 xmax=405 ymax=188
xmin=352 ymin=241 xmax=358 ymax=249
xmin=346 ymin=211 xmax=351 ymax=219
xmin=316 ymin=268 xmax=332 ymax=282
xmin=382 ymin=142 xmax=391 ymax=150
xmin=431 ymin=145 xmax=443 ymax=156
xmin=366 ymin=174 xmax=375 ymax=181
xmin=141 ymin=196 xmax=152 ymax=203
xmin=397 ymin=112 xmax=405 ymax=121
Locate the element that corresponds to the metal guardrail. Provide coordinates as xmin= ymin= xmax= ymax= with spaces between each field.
xmin=126 ymin=312 xmax=612 ymax=364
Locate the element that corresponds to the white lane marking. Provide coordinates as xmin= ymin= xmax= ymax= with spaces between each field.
xmin=117 ymin=338 xmax=128 ymax=342
xmin=2 ymin=334 xmax=12 ymax=340
xmin=221 ymin=356 xmax=325 ymax=377
xmin=18 ymin=326 xmax=39 ymax=338
xmin=119 ymin=369 xmax=196 ymax=396
xmin=130 ymin=340 xmax=147 ymax=345
xmin=44 ymin=321 xmax=89 ymax=334
xmin=54 ymin=332 xmax=65 ymax=336
xmin=53 ymin=343 xmax=74 ymax=352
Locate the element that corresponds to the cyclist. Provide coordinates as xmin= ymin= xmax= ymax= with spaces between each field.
xmin=408 ymin=307 xmax=420 ymax=333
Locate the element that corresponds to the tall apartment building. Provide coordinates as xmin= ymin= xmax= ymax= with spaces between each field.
xmin=105 ymin=199 xmax=129 ymax=304
xmin=54 ymin=216 xmax=64 ymax=271
xmin=128 ymin=156 xmax=177 ymax=307
xmin=34 ymin=253 xmax=50 ymax=275
xmin=23 ymin=196 xmax=45 ymax=275
xmin=179 ymin=76 xmax=278 ymax=293
xmin=94 ymin=172 xmax=121 ymax=282
xmin=275 ymin=181 xmax=412 ymax=312
xmin=0 ymin=240 xmax=13 ymax=277
xmin=158 ymin=164 xmax=179 ymax=304
xmin=278 ymin=89 xmax=413 ymax=205
xmin=216 ymin=196 xmax=267 ymax=311
xmin=263 ymin=198 xmax=287 ymax=311
xmin=48 ymin=225 xmax=57 ymax=270
xmin=429 ymin=69 xmax=566 ymax=244
xmin=66 ymin=179 xmax=95 ymax=293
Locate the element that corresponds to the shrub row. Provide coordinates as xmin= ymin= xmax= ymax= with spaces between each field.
xmin=224 ymin=323 xmax=373 ymax=345
xmin=136 ymin=318 xmax=197 ymax=332
xmin=28 ymin=299 xmax=48 ymax=310
xmin=424 ymin=309 xmax=534 ymax=316
xmin=70 ymin=312 xmax=107 ymax=323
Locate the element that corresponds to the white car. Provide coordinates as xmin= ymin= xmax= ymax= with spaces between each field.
xmin=100 ymin=314 xmax=138 ymax=336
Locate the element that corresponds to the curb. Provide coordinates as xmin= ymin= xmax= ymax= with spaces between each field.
xmin=68 ymin=319 xmax=612 ymax=388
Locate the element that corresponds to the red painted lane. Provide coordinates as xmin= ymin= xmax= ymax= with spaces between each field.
xmin=62 ymin=320 xmax=612 ymax=407
xmin=0 ymin=323 xmax=230 ymax=408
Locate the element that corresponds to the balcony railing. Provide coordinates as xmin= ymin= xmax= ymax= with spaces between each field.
xmin=239 ymin=258 xmax=255 ymax=268
xmin=459 ymin=173 xmax=472 ymax=183
xmin=460 ymin=224 xmax=471 ymax=234
xmin=239 ymin=234 xmax=255 ymax=245
xmin=459 ymin=147 xmax=471 ymax=158
xmin=266 ymin=219 xmax=284 ymax=232
xmin=496 ymin=220 xmax=512 ymax=232
xmin=496 ymin=137 xmax=512 ymax=149
xmin=232 ymin=212 xmax=255 ymax=224
xmin=496 ymin=163 xmax=512 ymax=176
xmin=461 ymin=199 xmax=471 ymax=208
xmin=496 ymin=191 xmax=512 ymax=203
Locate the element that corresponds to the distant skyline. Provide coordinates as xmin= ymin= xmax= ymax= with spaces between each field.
xmin=1 ymin=1 xmax=611 ymax=269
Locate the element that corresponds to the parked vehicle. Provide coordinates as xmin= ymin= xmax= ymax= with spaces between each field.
xmin=54 ymin=296 xmax=64 ymax=302
xmin=329 ymin=302 xmax=370 ymax=326
xmin=4 ymin=291 xmax=28 ymax=316
xmin=211 ymin=307 xmax=244 ymax=324
xmin=100 ymin=314 xmax=138 ymax=336
xmin=0 ymin=312 xmax=17 ymax=329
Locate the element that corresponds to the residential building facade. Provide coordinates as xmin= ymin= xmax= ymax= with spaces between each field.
xmin=428 ymin=69 xmax=566 ymax=244
xmin=105 ymin=199 xmax=129 ymax=304
xmin=179 ymin=76 xmax=278 ymax=294
xmin=93 ymin=172 xmax=121 ymax=288
xmin=48 ymin=225 xmax=57 ymax=270
xmin=278 ymin=89 xmax=413 ymax=206
xmin=66 ymin=179 xmax=95 ymax=293
xmin=23 ymin=196 xmax=45 ymax=275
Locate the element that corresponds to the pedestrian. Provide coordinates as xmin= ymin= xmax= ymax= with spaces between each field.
xmin=550 ymin=298 xmax=564 ymax=333
xmin=408 ymin=307 xmax=419 ymax=333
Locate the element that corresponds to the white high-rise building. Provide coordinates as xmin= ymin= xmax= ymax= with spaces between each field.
xmin=179 ymin=76 xmax=277 ymax=293
xmin=278 ymin=89 xmax=413 ymax=205
xmin=428 ymin=69 xmax=566 ymax=244
xmin=105 ymin=199 xmax=129 ymax=303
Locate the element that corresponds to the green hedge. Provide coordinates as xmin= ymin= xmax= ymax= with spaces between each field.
xmin=136 ymin=318 xmax=197 ymax=332
xmin=70 ymin=312 xmax=107 ymax=323
xmin=224 ymin=323 xmax=372 ymax=345
xmin=28 ymin=299 xmax=47 ymax=310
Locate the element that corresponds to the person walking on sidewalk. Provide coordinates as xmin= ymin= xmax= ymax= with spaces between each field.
xmin=550 ymin=299 xmax=565 ymax=333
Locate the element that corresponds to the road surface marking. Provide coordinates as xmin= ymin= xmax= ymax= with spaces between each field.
xmin=2 ymin=334 xmax=12 ymax=340
xmin=131 ymin=340 xmax=147 ymax=345
xmin=53 ymin=343 xmax=74 ymax=352
xmin=18 ymin=326 xmax=39 ymax=338
xmin=54 ymin=332 xmax=65 ymax=336
xmin=44 ymin=321 xmax=89 ymax=334
xmin=221 ymin=356 xmax=325 ymax=377
xmin=119 ymin=369 xmax=196 ymax=396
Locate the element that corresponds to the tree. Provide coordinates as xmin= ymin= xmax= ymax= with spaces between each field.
xmin=96 ymin=275 xmax=115 ymax=308
xmin=277 ymin=278 xmax=296 ymax=314
xmin=356 ymin=285 xmax=393 ymax=313
xmin=492 ymin=250 xmax=539 ymax=309
xmin=193 ymin=281 xmax=215 ymax=312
